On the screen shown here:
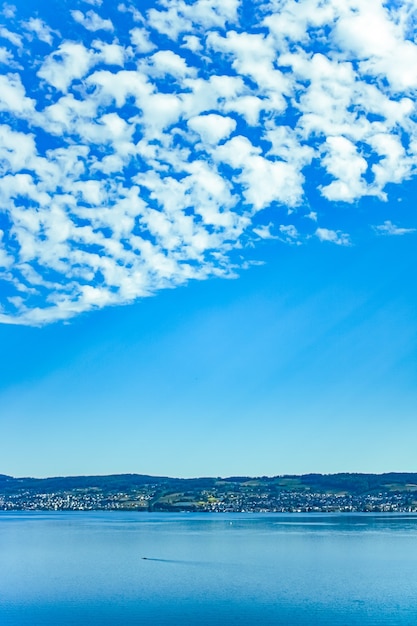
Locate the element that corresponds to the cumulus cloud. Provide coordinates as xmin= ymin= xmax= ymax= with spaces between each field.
xmin=38 ymin=42 xmax=96 ymax=92
xmin=375 ymin=221 xmax=416 ymax=236
xmin=188 ymin=114 xmax=236 ymax=144
xmin=0 ymin=74 xmax=35 ymax=113
xmin=71 ymin=9 xmax=114 ymax=32
xmin=0 ymin=0 xmax=416 ymax=325
xmin=253 ymin=223 xmax=277 ymax=240
xmin=315 ymin=228 xmax=350 ymax=246
xmin=130 ymin=27 xmax=156 ymax=53
xmin=22 ymin=18 xmax=55 ymax=45
xmin=0 ymin=26 xmax=22 ymax=47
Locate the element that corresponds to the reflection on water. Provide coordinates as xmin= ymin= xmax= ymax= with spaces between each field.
xmin=1 ymin=512 xmax=417 ymax=625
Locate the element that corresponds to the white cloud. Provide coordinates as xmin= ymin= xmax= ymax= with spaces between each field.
xmin=0 ymin=0 xmax=416 ymax=324
xmin=130 ymin=27 xmax=155 ymax=53
xmin=2 ymin=4 xmax=16 ymax=19
xmin=147 ymin=6 xmax=192 ymax=40
xmin=207 ymin=30 xmax=289 ymax=107
xmin=315 ymin=228 xmax=350 ymax=246
xmin=0 ymin=47 xmax=14 ymax=65
xmin=0 ymin=74 xmax=35 ymax=114
xmin=279 ymin=224 xmax=299 ymax=239
xmin=92 ymin=40 xmax=127 ymax=66
xmin=23 ymin=18 xmax=54 ymax=45
xmin=333 ymin=3 xmax=417 ymax=90
xmin=0 ymin=230 xmax=14 ymax=269
xmin=38 ymin=42 xmax=95 ymax=92
xmin=369 ymin=133 xmax=411 ymax=191
xmin=375 ymin=221 xmax=416 ymax=236
xmin=148 ymin=0 xmax=239 ymax=39
xmin=253 ymin=223 xmax=277 ymax=240
xmin=181 ymin=35 xmax=202 ymax=52
xmin=40 ymin=93 xmax=100 ymax=136
xmin=188 ymin=113 xmax=236 ymax=144
xmin=0 ymin=26 xmax=22 ymax=47
xmin=320 ymin=136 xmax=368 ymax=202
xmin=265 ymin=124 xmax=315 ymax=169
xmin=117 ymin=3 xmax=143 ymax=23
xmin=0 ymin=125 xmax=37 ymax=173
xmin=224 ymin=95 xmax=263 ymax=126
xmin=216 ymin=136 xmax=304 ymax=210
xmin=71 ymin=9 xmax=114 ymax=32
xmin=146 ymin=50 xmax=196 ymax=78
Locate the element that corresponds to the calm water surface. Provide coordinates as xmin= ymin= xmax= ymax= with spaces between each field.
xmin=1 ymin=512 xmax=417 ymax=625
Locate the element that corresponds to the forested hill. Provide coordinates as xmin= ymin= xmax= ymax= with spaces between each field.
xmin=1 ymin=472 xmax=417 ymax=496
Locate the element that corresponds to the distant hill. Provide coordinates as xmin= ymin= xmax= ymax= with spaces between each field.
xmin=1 ymin=471 xmax=417 ymax=496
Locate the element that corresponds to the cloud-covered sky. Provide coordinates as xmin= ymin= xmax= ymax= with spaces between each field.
xmin=0 ymin=0 xmax=416 ymax=478
xmin=1 ymin=0 xmax=416 ymax=325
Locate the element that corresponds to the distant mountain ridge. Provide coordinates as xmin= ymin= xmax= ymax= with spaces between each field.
xmin=1 ymin=472 xmax=417 ymax=495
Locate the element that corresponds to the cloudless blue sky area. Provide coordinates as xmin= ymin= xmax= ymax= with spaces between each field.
xmin=1 ymin=228 xmax=416 ymax=477
xmin=0 ymin=0 xmax=416 ymax=477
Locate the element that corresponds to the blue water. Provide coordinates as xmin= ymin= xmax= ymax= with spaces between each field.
xmin=1 ymin=512 xmax=417 ymax=625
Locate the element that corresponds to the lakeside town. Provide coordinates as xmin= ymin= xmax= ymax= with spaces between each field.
xmin=2 ymin=489 xmax=417 ymax=513
xmin=1 ymin=473 xmax=417 ymax=512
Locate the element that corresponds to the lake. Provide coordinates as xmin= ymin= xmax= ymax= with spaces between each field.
xmin=1 ymin=512 xmax=417 ymax=625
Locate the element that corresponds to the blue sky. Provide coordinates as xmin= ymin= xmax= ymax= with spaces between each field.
xmin=0 ymin=0 xmax=416 ymax=477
